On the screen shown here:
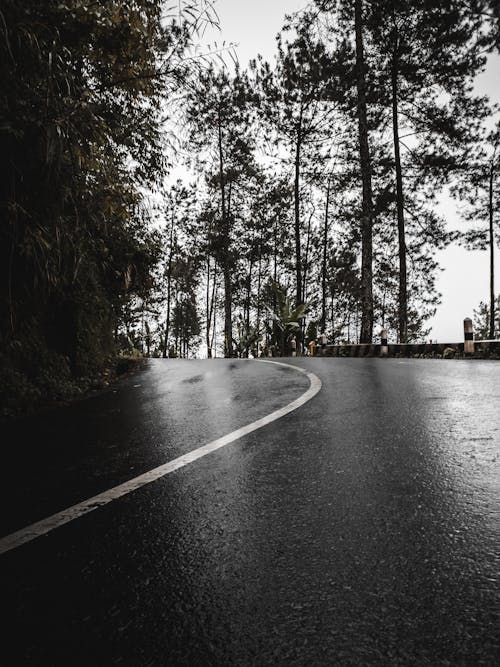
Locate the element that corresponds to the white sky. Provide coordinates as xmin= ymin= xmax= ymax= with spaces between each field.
xmin=204 ymin=0 xmax=499 ymax=342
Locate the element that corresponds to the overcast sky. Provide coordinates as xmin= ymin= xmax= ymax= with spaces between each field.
xmin=206 ymin=0 xmax=499 ymax=342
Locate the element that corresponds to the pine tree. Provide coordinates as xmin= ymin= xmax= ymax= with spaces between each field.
xmin=473 ymin=296 xmax=500 ymax=339
xmin=453 ymin=122 xmax=500 ymax=339
xmin=366 ymin=0 xmax=490 ymax=342
xmin=252 ymin=28 xmax=339 ymax=312
xmin=186 ymin=67 xmax=257 ymax=357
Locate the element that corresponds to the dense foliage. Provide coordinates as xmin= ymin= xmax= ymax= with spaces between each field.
xmin=0 ymin=0 xmax=213 ymax=412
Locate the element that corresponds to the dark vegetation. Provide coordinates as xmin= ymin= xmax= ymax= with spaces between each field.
xmin=0 ymin=1 xmax=213 ymax=414
xmin=1 ymin=0 xmax=499 ymax=415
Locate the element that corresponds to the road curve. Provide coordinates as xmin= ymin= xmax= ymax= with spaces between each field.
xmin=0 ymin=360 xmax=321 ymax=555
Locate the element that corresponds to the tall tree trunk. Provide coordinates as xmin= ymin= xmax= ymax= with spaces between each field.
xmin=321 ymin=176 xmax=332 ymax=333
xmin=256 ymin=244 xmax=262 ymax=351
xmin=245 ymin=255 xmax=254 ymax=331
xmin=489 ymin=163 xmax=495 ymax=339
xmin=302 ymin=210 xmax=313 ymax=305
xmin=391 ymin=34 xmax=408 ymax=343
xmin=206 ymin=257 xmax=215 ymax=358
xmin=174 ymin=297 xmax=179 ymax=356
xmin=330 ymin=293 xmax=335 ymax=343
xmin=163 ymin=212 xmax=175 ymax=358
xmin=205 ymin=257 xmax=211 ymax=357
xmin=294 ymin=105 xmax=304 ymax=309
xmin=141 ymin=303 xmax=145 ymax=355
xmin=210 ymin=265 xmax=218 ymax=355
xmin=244 ymin=254 xmax=254 ymax=358
xmin=218 ymin=110 xmax=233 ymax=357
xmin=146 ymin=320 xmax=151 ymax=357
xmin=273 ymin=217 xmax=278 ymax=287
xmin=355 ymin=0 xmax=374 ymax=344
xmin=211 ymin=277 xmax=218 ymax=358
xmin=223 ymin=271 xmax=233 ymax=356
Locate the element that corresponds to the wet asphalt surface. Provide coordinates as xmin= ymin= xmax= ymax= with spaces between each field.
xmin=1 ymin=358 xmax=499 ymax=666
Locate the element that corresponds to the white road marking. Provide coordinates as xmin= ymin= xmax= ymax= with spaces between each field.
xmin=0 ymin=360 xmax=321 ymax=556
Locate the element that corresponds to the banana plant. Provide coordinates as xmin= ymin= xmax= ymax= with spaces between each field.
xmin=233 ymin=315 xmax=263 ymax=358
xmin=265 ymin=282 xmax=307 ymax=356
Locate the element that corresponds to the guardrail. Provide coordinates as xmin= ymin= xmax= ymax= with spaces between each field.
xmin=316 ymin=318 xmax=499 ymax=358
xmin=321 ymin=341 xmax=500 ymax=357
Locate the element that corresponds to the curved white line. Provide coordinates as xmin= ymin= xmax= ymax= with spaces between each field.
xmin=0 ymin=360 xmax=322 ymax=556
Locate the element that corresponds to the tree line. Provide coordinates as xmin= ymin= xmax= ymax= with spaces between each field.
xmin=149 ymin=0 xmax=500 ymax=358
xmin=1 ymin=1 xmax=499 ymax=409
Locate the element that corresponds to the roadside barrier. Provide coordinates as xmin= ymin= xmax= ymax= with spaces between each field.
xmin=258 ymin=318 xmax=498 ymax=358
xmin=319 ymin=318 xmax=499 ymax=358
xmin=380 ymin=329 xmax=388 ymax=357
xmin=464 ymin=317 xmax=474 ymax=355
xmin=323 ymin=342 xmax=500 ymax=357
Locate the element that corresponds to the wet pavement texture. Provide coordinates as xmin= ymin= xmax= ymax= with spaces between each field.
xmin=1 ymin=358 xmax=499 ymax=665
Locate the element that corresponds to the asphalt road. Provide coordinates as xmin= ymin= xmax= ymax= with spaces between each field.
xmin=1 ymin=358 xmax=499 ymax=666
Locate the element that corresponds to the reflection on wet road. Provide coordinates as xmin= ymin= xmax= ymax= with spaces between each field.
xmin=1 ymin=358 xmax=499 ymax=665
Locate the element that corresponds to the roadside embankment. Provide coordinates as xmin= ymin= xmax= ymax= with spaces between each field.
xmin=0 ymin=355 xmax=144 ymax=420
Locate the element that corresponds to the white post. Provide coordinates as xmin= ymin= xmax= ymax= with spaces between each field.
xmin=464 ymin=318 xmax=474 ymax=355
xmin=380 ymin=329 xmax=388 ymax=357
xmin=320 ymin=331 xmax=327 ymax=357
